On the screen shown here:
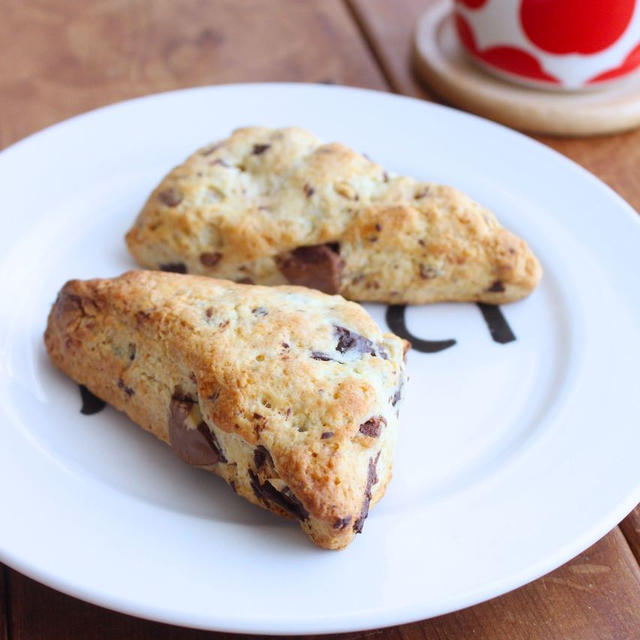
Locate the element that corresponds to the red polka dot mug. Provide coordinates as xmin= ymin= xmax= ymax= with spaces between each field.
xmin=454 ymin=0 xmax=640 ymax=89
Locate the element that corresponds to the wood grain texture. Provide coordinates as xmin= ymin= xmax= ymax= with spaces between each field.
xmin=350 ymin=0 xmax=640 ymax=212
xmin=0 ymin=0 xmax=386 ymax=149
xmin=8 ymin=531 xmax=640 ymax=640
xmin=621 ymin=507 xmax=640 ymax=565
xmin=0 ymin=567 xmax=8 ymax=640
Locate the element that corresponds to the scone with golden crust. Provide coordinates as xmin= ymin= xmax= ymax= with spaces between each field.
xmin=44 ymin=271 xmax=408 ymax=549
xmin=126 ymin=126 xmax=541 ymax=304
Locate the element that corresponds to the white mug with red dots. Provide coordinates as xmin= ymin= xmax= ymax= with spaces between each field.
xmin=454 ymin=0 xmax=640 ymax=89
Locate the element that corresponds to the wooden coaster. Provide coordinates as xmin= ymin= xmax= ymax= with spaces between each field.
xmin=413 ymin=0 xmax=640 ymax=136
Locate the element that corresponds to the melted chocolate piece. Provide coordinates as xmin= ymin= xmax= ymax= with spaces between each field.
xmin=158 ymin=188 xmax=182 ymax=207
xmin=248 ymin=471 xmax=309 ymax=520
xmin=79 ymin=384 xmax=106 ymax=415
xmin=359 ymin=416 xmax=386 ymax=438
xmin=160 ymin=262 xmax=187 ymax=274
xmin=321 ymin=431 xmax=334 ymax=439
xmin=303 ymin=183 xmax=315 ymax=197
xmin=385 ymin=305 xmax=455 ymax=354
xmin=248 ymin=470 xmax=267 ymax=504
xmin=254 ymin=445 xmax=271 ymax=469
xmin=128 ymin=342 xmax=136 ymax=361
xmin=476 ymin=304 xmax=516 ymax=344
xmin=353 ymin=452 xmax=380 ymax=534
xmin=334 ymin=326 xmax=376 ymax=357
xmin=117 ymin=378 xmax=135 ymax=397
xmin=168 ymin=394 xmax=225 ymax=465
xmin=252 ymin=306 xmax=268 ymax=317
xmin=252 ymin=143 xmax=271 ymax=155
xmin=391 ymin=381 xmax=403 ymax=407
xmin=486 ymin=280 xmax=505 ymax=293
xmin=200 ymin=252 xmax=222 ymax=267
xmin=262 ymin=483 xmax=309 ymax=521
xmin=276 ymin=244 xmax=344 ymax=294
xmin=311 ymin=351 xmax=334 ymax=362
xmin=333 ymin=515 xmax=352 ymax=530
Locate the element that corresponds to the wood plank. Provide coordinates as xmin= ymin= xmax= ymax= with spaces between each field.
xmin=0 ymin=566 xmax=8 ymax=640
xmin=621 ymin=507 xmax=640 ymax=565
xmin=8 ymin=529 xmax=640 ymax=640
xmin=349 ymin=0 xmax=640 ymax=212
xmin=347 ymin=0 xmax=436 ymax=98
xmin=8 ymin=568 xmax=214 ymax=640
xmin=0 ymin=0 xmax=386 ymax=149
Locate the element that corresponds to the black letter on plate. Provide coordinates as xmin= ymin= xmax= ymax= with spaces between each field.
xmin=79 ymin=384 xmax=106 ymax=415
xmin=385 ymin=305 xmax=456 ymax=353
xmin=476 ymin=304 xmax=516 ymax=344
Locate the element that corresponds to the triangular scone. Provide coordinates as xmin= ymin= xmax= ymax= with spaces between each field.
xmin=44 ymin=271 xmax=408 ymax=549
xmin=126 ymin=126 xmax=541 ymax=304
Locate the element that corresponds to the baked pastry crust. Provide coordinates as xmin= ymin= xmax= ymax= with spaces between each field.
xmin=44 ymin=271 xmax=408 ymax=549
xmin=126 ymin=126 xmax=542 ymax=303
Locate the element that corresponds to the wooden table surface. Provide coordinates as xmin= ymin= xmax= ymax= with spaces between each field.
xmin=2 ymin=1 xmax=639 ymax=638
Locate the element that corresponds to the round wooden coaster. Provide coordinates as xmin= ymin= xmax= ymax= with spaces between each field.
xmin=413 ymin=0 xmax=640 ymax=136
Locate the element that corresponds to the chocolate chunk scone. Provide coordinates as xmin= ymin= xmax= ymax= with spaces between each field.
xmin=44 ymin=271 xmax=408 ymax=549
xmin=126 ymin=126 xmax=542 ymax=304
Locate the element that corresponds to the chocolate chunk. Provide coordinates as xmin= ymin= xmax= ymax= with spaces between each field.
xmin=127 ymin=342 xmax=136 ymax=361
xmin=168 ymin=393 xmax=225 ymax=465
xmin=275 ymin=244 xmax=344 ymax=294
xmin=419 ymin=264 xmax=439 ymax=280
xmin=263 ymin=483 xmax=309 ymax=521
xmin=158 ymin=188 xmax=182 ymax=207
xmin=160 ymin=262 xmax=187 ymax=274
xmin=334 ymin=326 xmax=376 ymax=357
xmin=311 ymin=351 xmax=334 ymax=362
xmin=252 ymin=306 xmax=268 ymax=317
xmin=333 ymin=515 xmax=352 ymax=530
xmin=117 ymin=378 xmax=135 ymax=397
xmin=205 ymin=307 xmax=214 ymax=319
xmin=248 ymin=470 xmax=267 ymax=504
xmin=303 ymin=183 xmax=315 ymax=197
xmin=353 ymin=452 xmax=380 ymax=534
xmin=236 ymin=277 xmax=254 ymax=284
xmin=487 ymin=280 xmax=505 ymax=292
xmin=248 ymin=471 xmax=308 ymax=520
xmin=375 ymin=223 xmax=382 ymax=232
xmin=79 ymin=384 xmax=106 ymax=415
xmin=359 ymin=416 xmax=386 ymax=438
xmin=254 ymin=445 xmax=271 ymax=469
xmin=252 ymin=143 xmax=271 ymax=155
xmin=200 ymin=252 xmax=222 ymax=267
xmin=321 ymin=431 xmax=334 ymax=439
xmin=391 ymin=381 xmax=403 ymax=407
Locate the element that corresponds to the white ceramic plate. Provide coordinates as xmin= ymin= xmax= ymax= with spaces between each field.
xmin=0 ymin=84 xmax=639 ymax=635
